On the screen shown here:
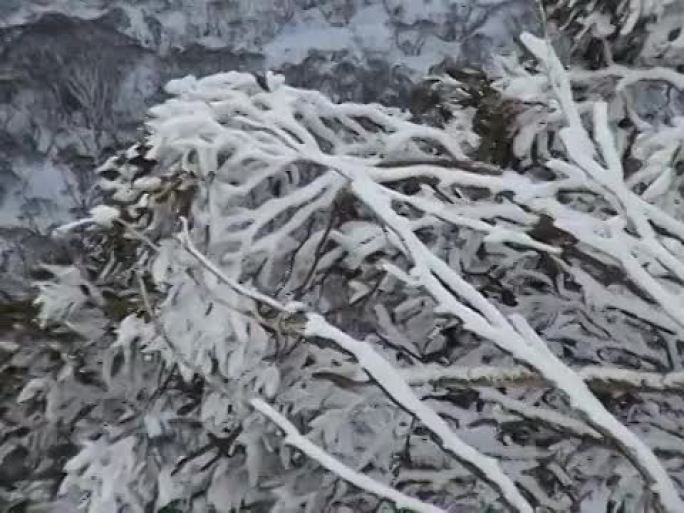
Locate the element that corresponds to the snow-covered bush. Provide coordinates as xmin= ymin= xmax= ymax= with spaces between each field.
xmin=5 ymin=7 xmax=684 ymax=513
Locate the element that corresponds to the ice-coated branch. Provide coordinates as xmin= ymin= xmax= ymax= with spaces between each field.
xmin=179 ymin=237 xmax=533 ymax=512
xmin=166 ymin=68 xmax=682 ymax=510
xmin=324 ymin=165 xmax=683 ymax=511
xmin=381 ymin=187 xmax=560 ymax=254
xmin=305 ymin=314 xmax=534 ymax=513
xmin=251 ymin=398 xmax=447 ymax=513
xmin=80 ymin=65 xmax=684 ymax=512
xmin=513 ymin=315 xmax=684 ymax=512
xmin=518 ymin=32 xmax=684 ymax=344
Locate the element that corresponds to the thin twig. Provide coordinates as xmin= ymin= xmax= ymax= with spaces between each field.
xmin=177 ymin=217 xmax=290 ymax=314
xmin=402 ymin=364 xmax=684 ymax=393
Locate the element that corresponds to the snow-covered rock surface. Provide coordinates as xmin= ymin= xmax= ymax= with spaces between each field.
xmin=0 ymin=0 xmax=537 ymax=297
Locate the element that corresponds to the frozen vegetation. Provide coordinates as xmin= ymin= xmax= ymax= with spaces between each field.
xmin=2 ymin=1 xmax=684 ymax=512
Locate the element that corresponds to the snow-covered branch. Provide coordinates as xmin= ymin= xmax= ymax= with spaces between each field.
xmin=35 ymin=16 xmax=684 ymax=509
xmin=166 ymin=71 xmax=682 ymax=507
xmin=304 ymin=314 xmax=534 ymax=513
xmin=477 ymin=388 xmax=602 ymax=441
xmin=178 ymin=224 xmax=532 ymax=512
xmin=251 ymin=399 xmax=447 ymax=513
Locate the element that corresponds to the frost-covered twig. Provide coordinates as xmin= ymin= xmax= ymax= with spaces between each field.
xmin=172 ymin=68 xmax=683 ymax=510
xmin=136 ymin=272 xmax=233 ymax=395
xmin=176 ymin=217 xmax=291 ymax=315
xmin=64 ymin=65 xmax=684 ymax=512
xmin=570 ymin=65 xmax=684 ymax=92
xmin=404 ymin=364 xmax=684 ymax=393
xmin=519 ymin=33 xmax=684 ymax=343
xmin=52 ymin=205 xmax=121 ymax=235
xmin=327 ymin=166 xmax=683 ymax=511
xmin=477 ymin=389 xmax=601 ymax=441
xmin=381 ymin=188 xmax=560 ymax=254
xmin=305 ymin=314 xmax=534 ymax=513
xmin=180 ymin=230 xmax=533 ymax=513
xmin=251 ymin=398 xmax=447 ymax=513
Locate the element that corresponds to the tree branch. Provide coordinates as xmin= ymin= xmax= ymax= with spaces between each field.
xmin=403 ymin=364 xmax=684 ymax=393
xmin=251 ymin=398 xmax=447 ymax=513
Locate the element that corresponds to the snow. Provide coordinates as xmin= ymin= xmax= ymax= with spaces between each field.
xmin=252 ymin=398 xmax=448 ymax=513
xmin=132 ymin=176 xmax=162 ymax=191
xmin=17 ymin=377 xmax=49 ymax=403
xmin=133 ymin=66 xmax=684 ymax=510
xmin=263 ymin=13 xmax=358 ymax=69
xmin=304 ymin=314 xmax=534 ymax=513
xmin=89 ymin=205 xmax=120 ymax=227
xmin=21 ymin=9 xmax=684 ymax=506
xmin=0 ymin=159 xmax=79 ymax=231
xmin=263 ymin=2 xmax=458 ymax=74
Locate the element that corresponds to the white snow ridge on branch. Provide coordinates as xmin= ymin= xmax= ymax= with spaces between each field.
xmin=251 ymin=398 xmax=447 ymax=513
xmin=26 ymin=14 xmax=684 ymax=513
